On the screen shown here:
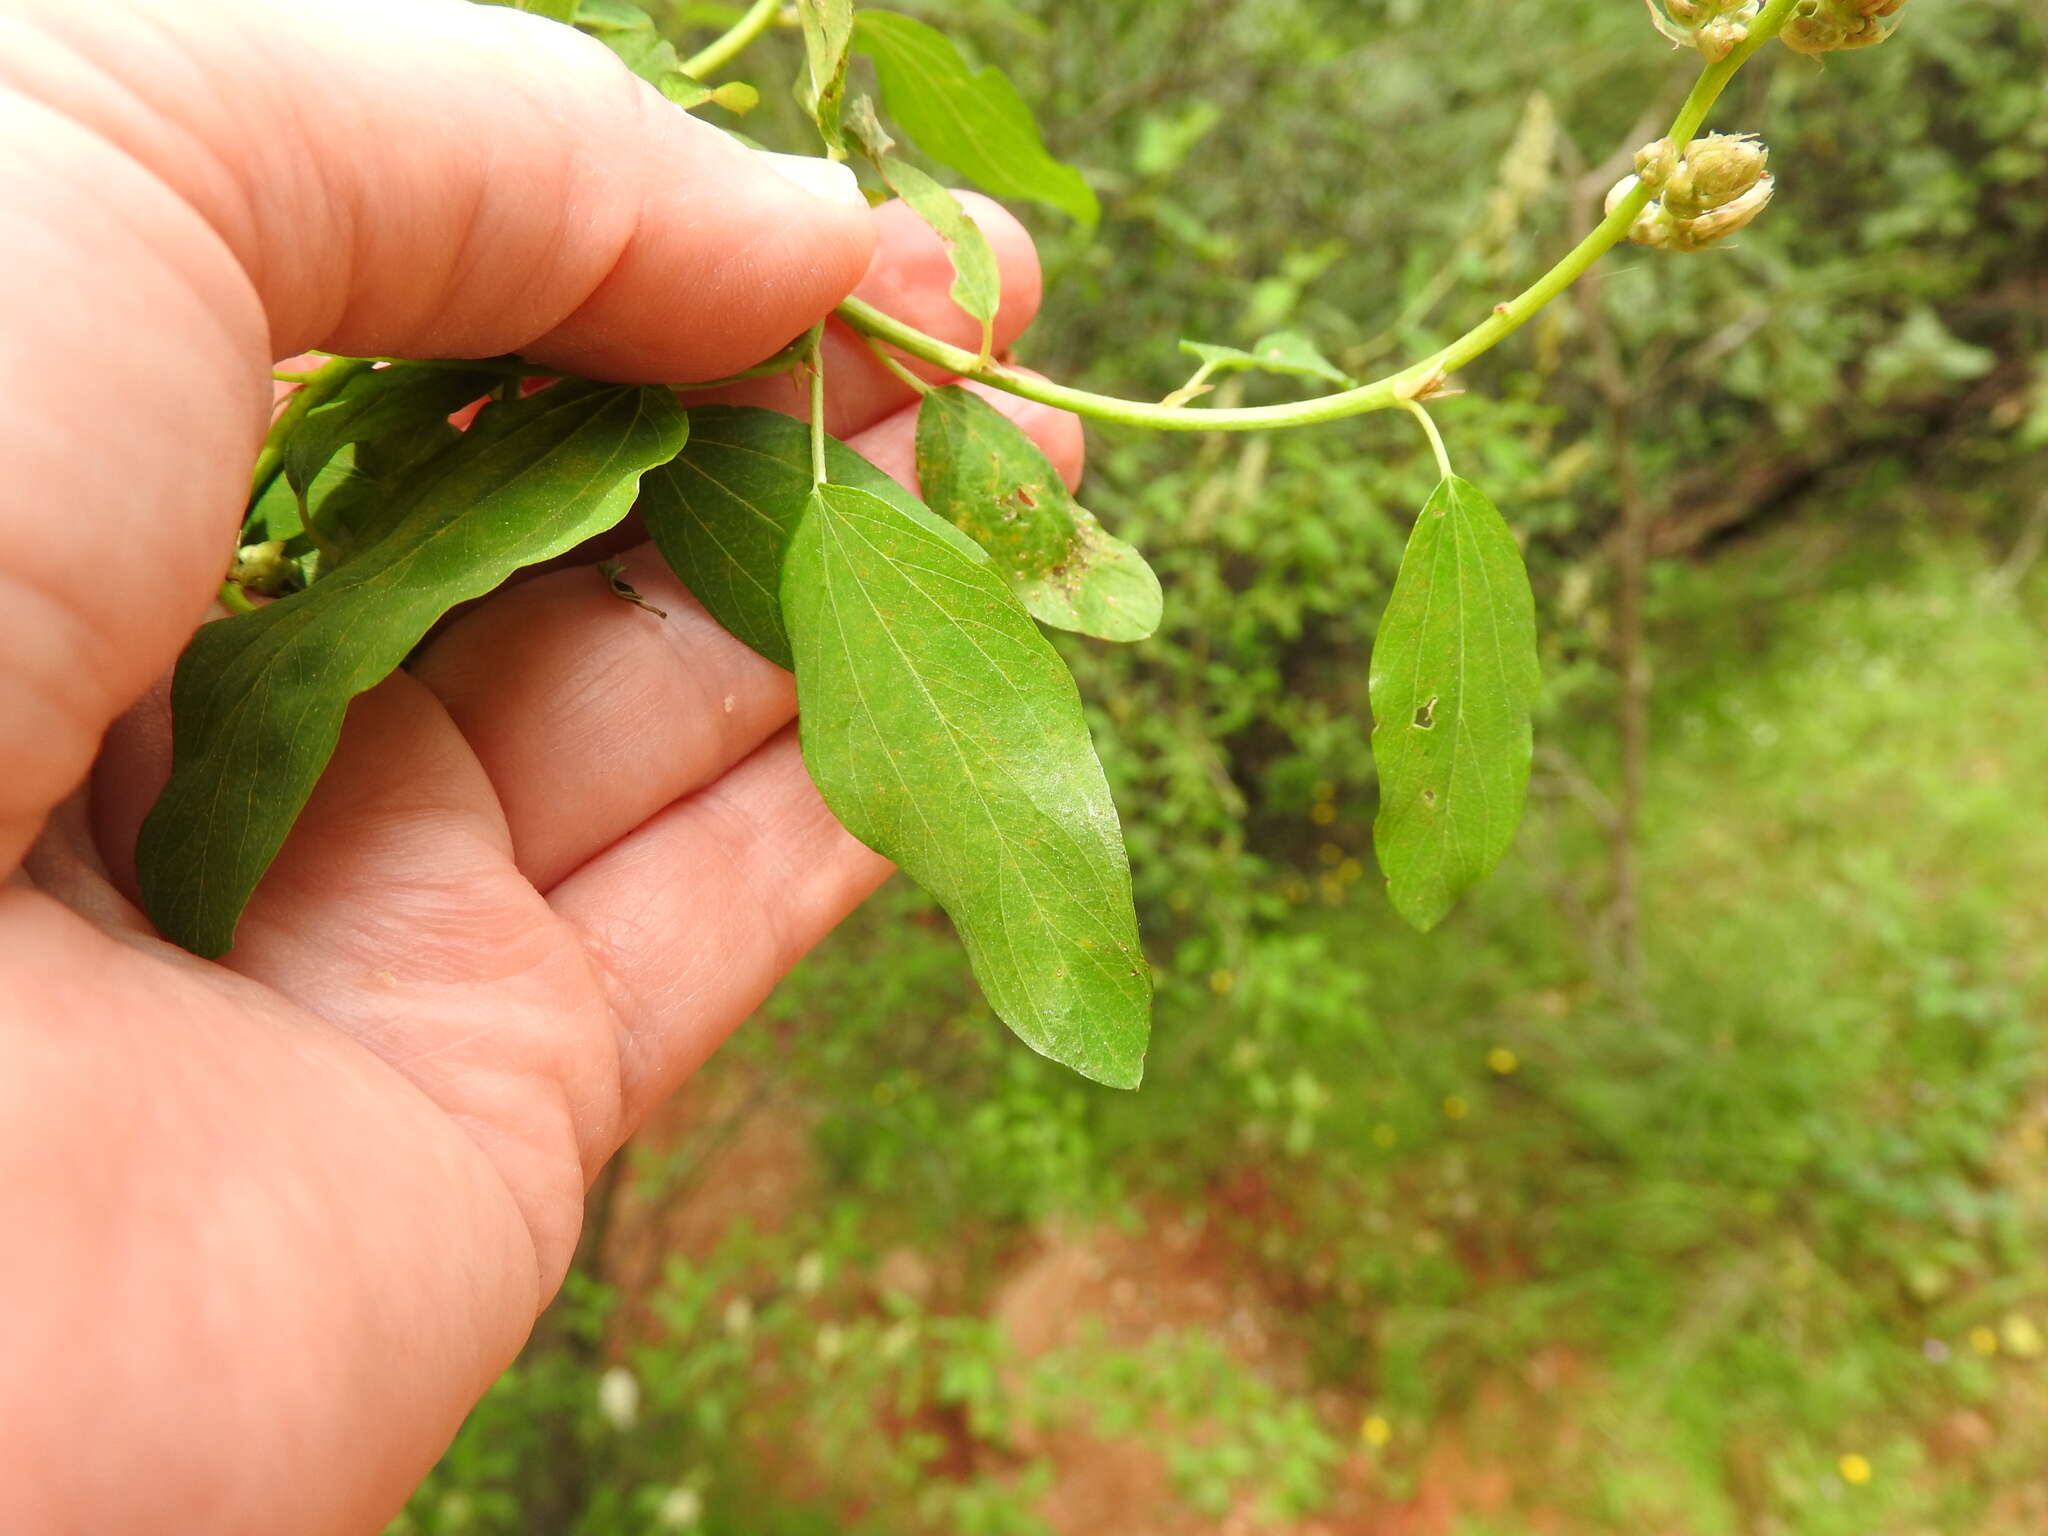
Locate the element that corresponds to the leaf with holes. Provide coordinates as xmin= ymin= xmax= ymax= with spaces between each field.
xmin=1368 ymin=475 xmax=1539 ymax=932
xmin=138 ymin=383 xmax=687 ymax=956
xmin=854 ymin=11 xmax=1097 ymax=225
xmin=848 ymin=98 xmax=1002 ymax=366
xmin=639 ymin=405 xmax=938 ymax=670
xmin=915 ymin=386 xmax=1160 ymax=642
xmin=784 ymin=481 xmax=1150 ymax=1086
xmin=796 ymin=0 xmax=855 ymax=156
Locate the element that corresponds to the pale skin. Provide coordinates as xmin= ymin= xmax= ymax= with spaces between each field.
xmin=0 ymin=1 xmax=1083 ymax=1530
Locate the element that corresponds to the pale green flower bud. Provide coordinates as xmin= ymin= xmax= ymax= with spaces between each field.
xmin=230 ymin=539 xmax=291 ymax=596
xmin=1662 ymin=134 xmax=1769 ymax=219
xmin=1644 ymin=0 xmax=1759 ymax=55
xmin=1627 ymin=204 xmax=1683 ymax=251
xmin=1667 ymin=174 xmax=1775 ymax=251
xmin=1695 ymin=17 xmax=1750 ymax=59
xmin=1781 ymin=0 xmax=1905 ymax=54
xmin=1632 ymin=138 xmax=1681 ymax=190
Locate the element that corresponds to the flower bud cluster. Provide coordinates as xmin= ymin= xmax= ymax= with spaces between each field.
xmin=1644 ymin=0 xmax=1761 ymax=61
xmin=1608 ymin=134 xmax=1774 ymax=254
xmin=1780 ymin=0 xmax=1906 ymax=54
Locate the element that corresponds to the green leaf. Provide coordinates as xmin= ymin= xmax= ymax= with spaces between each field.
xmin=844 ymin=97 xmax=999 ymax=363
xmin=248 ymin=447 xmax=356 ymax=543
xmin=138 ymin=383 xmax=688 ymax=956
xmin=639 ymin=406 xmax=937 ymax=670
xmin=784 ymin=482 xmax=1150 ymax=1086
xmin=796 ymin=0 xmax=855 ymax=157
xmin=476 ymin=0 xmax=580 ymax=18
xmin=1368 ymin=475 xmax=1540 ymax=932
xmin=571 ymin=0 xmax=705 ymax=98
xmin=570 ymin=0 xmax=652 ymax=28
xmin=279 ymin=364 xmax=501 ymax=503
xmin=914 ymin=386 xmax=1161 ymax=643
xmin=312 ymin=416 xmax=469 ymax=561
xmin=575 ymin=0 xmax=758 ymax=116
xmin=1177 ymin=331 xmax=1356 ymax=389
xmin=875 ymin=161 xmax=1002 ymax=365
xmin=854 ymin=11 xmax=1098 ymax=225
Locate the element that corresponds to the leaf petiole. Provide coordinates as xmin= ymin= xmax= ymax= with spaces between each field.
xmin=1403 ymin=400 xmax=1454 ymax=481
xmin=805 ymin=320 xmax=829 ymax=486
xmin=857 ymin=330 xmax=933 ymax=397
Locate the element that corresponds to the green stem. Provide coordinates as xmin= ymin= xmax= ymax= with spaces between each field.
xmin=858 ymin=331 xmax=933 ymax=397
xmin=249 ymin=355 xmax=375 ymax=506
xmin=805 ymin=320 xmax=829 ymax=485
xmin=217 ymin=581 xmax=258 ymax=616
xmin=1404 ymin=400 xmax=1454 ymax=481
xmin=837 ymin=0 xmax=1797 ymax=434
xmin=682 ymin=0 xmax=782 ymax=78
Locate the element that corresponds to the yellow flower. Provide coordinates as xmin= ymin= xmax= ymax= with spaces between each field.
xmin=1837 ymin=1453 xmax=1872 ymax=1486
xmin=1311 ymin=802 xmax=1338 ymax=826
xmin=1443 ymin=1094 xmax=1470 ymax=1121
xmin=1208 ymin=968 xmax=1236 ymax=997
xmin=1361 ymin=1414 xmax=1392 ymax=1448
xmin=1969 ymin=1325 xmax=2001 ymax=1356
xmin=1487 ymin=1047 xmax=1519 ymax=1075
xmin=2002 ymin=1314 xmax=2044 ymax=1360
xmin=1372 ymin=1123 xmax=1398 ymax=1149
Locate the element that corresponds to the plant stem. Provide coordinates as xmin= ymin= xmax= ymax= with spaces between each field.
xmin=805 ymin=320 xmax=829 ymax=485
xmin=217 ymin=581 xmax=258 ymax=615
xmin=1403 ymin=401 xmax=1454 ymax=481
xmin=249 ymin=355 xmax=375 ymax=506
xmin=857 ymin=331 xmax=932 ymax=396
xmin=682 ymin=0 xmax=783 ymax=78
xmin=837 ymin=0 xmax=1797 ymax=434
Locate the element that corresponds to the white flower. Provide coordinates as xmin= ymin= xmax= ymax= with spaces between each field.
xmin=656 ymin=1486 xmax=704 ymax=1529
xmin=794 ymin=1251 xmax=827 ymax=1296
xmin=596 ymin=1366 xmax=640 ymax=1431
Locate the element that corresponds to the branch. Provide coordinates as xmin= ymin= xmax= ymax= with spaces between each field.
xmin=837 ymin=0 xmax=1800 ymax=434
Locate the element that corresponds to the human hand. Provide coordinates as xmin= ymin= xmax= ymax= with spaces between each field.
xmin=0 ymin=1 xmax=1080 ymax=1529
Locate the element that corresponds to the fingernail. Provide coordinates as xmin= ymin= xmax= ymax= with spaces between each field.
xmin=752 ymin=149 xmax=866 ymax=207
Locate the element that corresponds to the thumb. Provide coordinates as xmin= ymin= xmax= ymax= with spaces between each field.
xmin=0 ymin=0 xmax=874 ymax=873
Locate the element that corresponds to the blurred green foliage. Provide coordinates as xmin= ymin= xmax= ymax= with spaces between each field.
xmin=400 ymin=0 xmax=2048 ymax=1531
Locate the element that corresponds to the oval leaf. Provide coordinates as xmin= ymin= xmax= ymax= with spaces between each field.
xmin=784 ymin=482 xmax=1150 ymax=1087
xmin=915 ymin=386 xmax=1160 ymax=643
xmin=639 ymin=405 xmax=939 ymax=670
xmin=854 ymin=11 xmax=1098 ymax=225
xmin=138 ymin=383 xmax=688 ymax=956
xmin=1368 ymin=475 xmax=1540 ymax=932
